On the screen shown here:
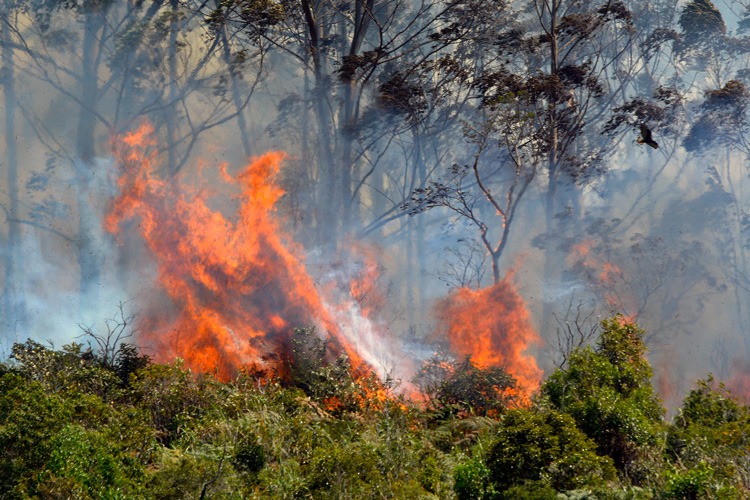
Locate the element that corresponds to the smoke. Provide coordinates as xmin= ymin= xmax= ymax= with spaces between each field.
xmin=4 ymin=1 xmax=750 ymax=411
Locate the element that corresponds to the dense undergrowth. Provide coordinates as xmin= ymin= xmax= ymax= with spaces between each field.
xmin=2 ymin=317 xmax=750 ymax=499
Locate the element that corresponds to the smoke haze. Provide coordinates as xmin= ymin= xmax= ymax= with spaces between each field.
xmin=3 ymin=0 xmax=750 ymax=408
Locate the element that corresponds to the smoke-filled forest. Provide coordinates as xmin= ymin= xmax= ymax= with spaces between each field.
xmin=4 ymin=0 xmax=750 ymax=497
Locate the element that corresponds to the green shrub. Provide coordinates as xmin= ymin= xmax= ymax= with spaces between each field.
xmin=486 ymin=408 xmax=615 ymax=493
xmin=667 ymin=376 xmax=750 ymax=496
xmin=501 ymin=481 xmax=557 ymax=499
xmin=454 ymin=458 xmax=495 ymax=500
xmin=36 ymin=424 xmax=142 ymax=499
xmin=234 ymin=438 xmax=266 ymax=473
xmin=0 ymin=374 xmax=74 ymax=494
xmin=284 ymin=327 xmax=361 ymax=415
xmin=147 ymin=448 xmax=231 ymax=499
xmin=129 ymin=360 xmax=220 ymax=445
xmin=542 ymin=316 xmax=666 ymax=483
xmin=415 ymin=354 xmax=517 ymax=417
xmin=662 ymin=462 xmax=714 ymax=499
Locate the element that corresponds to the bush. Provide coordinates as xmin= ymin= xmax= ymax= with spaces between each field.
xmin=486 ymin=408 xmax=615 ymax=493
xmin=36 ymin=424 xmax=141 ymax=499
xmin=234 ymin=438 xmax=266 ymax=474
xmin=542 ymin=316 xmax=666 ymax=482
xmin=129 ymin=360 xmax=220 ymax=445
xmin=284 ymin=327 xmax=362 ymax=415
xmin=9 ymin=340 xmax=123 ymax=399
xmin=454 ymin=458 xmax=495 ymax=500
xmin=0 ymin=374 xmax=74 ymax=495
xmin=662 ymin=462 xmax=715 ymax=499
xmin=666 ymin=376 xmax=750 ymax=495
xmin=415 ymin=354 xmax=517 ymax=417
xmin=501 ymin=481 xmax=558 ymax=499
xmin=147 ymin=448 xmax=233 ymax=499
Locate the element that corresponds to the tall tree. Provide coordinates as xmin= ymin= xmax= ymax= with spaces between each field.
xmin=1 ymin=0 xmax=23 ymax=337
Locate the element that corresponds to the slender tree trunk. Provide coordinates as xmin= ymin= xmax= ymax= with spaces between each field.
xmin=2 ymin=10 xmax=24 ymax=337
xmin=75 ymin=8 xmax=106 ymax=314
xmin=414 ymin=130 xmax=427 ymax=312
xmin=340 ymin=81 xmax=356 ymax=230
xmin=299 ymin=60 xmax=313 ymax=235
xmin=405 ymin=216 xmax=415 ymax=328
xmin=217 ymin=2 xmax=252 ymax=158
xmin=166 ymin=0 xmax=180 ymax=176
xmin=314 ymin=80 xmax=337 ymax=244
xmin=338 ymin=0 xmax=372 ymax=232
xmin=542 ymin=0 xmax=562 ymax=330
xmin=302 ymin=0 xmax=337 ymax=244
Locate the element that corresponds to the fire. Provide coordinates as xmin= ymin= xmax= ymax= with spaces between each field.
xmin=570 ymin=239 xmax=634 ymax=316
xmin=105 ymin=123 xmax=540 ymax=405
xmin=106 ymin=123 xmax=366 ymax=379
xmin=726 ymin=358 xmax=750 ymax=402
xmin=319 ymin=241 xmax=413 ymax=383
xmin=347 ymin=240 xmax=387 ymax=319
xmin=435 ymin=274 xmax=544 ymax=398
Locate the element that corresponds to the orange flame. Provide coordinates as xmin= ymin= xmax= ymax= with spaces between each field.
xmin=347 ymin=241 xmax=387 ymax=319
xmin=436 ymin=274 xmax=544 ymax=398
xmin=106 ymin=123 xmax=365 ymax=379
xmin=570 ymin=239 xmax=635 ymax=316
xmin=726 ymin=358 xmax=750 ymax=403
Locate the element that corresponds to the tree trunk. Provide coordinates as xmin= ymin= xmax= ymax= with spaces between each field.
xmin=340 ymin=81 xmax=356 ymax=231
xmin=166 ymin=0 xmax=180 ymax=176
xmin=302 ymin=0 xmax=337 ymax=245
xmin=217 ymin=2 xmax=252 ymax=158
xmin=2 ymin=10 xmax=24 ymax=337
xmin=414 ymin=130 xmax=427 ymax=312
xmin=542 ymin=0 xmax=562 ymax=331
xmin=75 ymin=8 xmax=106 ymax=315
xmin=338 ymin=0 xmax=373 ymax=232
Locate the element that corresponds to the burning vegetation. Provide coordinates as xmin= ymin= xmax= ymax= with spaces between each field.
xmin=5 ymin=312 xmax=750 ymax=498
xmin=8 ymin=0 xmax=750 ymax=496
xmin=436 ymin=276 xmax=543 ymax=396
xmin=106 ymin=123 xmax=370 ymax=379
xmin=104 ymin=123 xmax=544 ymax=404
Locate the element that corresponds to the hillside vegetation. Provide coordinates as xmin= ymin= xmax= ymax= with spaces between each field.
xmin=2 ymin=317 xmax=749 ymax=499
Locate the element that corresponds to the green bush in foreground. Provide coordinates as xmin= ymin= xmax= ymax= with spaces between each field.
xmin=542 ymin=316 xmax=667 ymax=483
xmin=2 ymin=316 xmax=750 ymax=498
xmin=486 ymin=409 xmax=616 ymax=493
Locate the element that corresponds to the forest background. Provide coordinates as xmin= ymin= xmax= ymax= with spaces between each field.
xmin=2 ymin=0 xmax=750 ymax=435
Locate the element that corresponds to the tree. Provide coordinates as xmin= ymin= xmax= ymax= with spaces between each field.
xmin=220 ymin=0 xmax=490 ymax=244
xmin=485 ymin=408 xmax=616 ymax=493
xmin=542 ymin=316 xmax=666 ymax=483
xmin=414 ymin=354 xmax=518 ymax=417
xmin=684 ymin=80 xmax=750 ymax=154
xmin=405 ymin=114 xmax=537 ymax=284
xmin=667 ymin=376 xmax=750 ymax=495
xmin=397 ymin=0 xmax=637 ymax=293
xmin=677 ymin=0 xmax=726 ymax=71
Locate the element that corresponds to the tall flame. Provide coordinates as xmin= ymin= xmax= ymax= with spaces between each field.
xmin=436 ymin=274 xmax=544 ymax=396
xmin=106 ymin=123 xmax=364 ymax=378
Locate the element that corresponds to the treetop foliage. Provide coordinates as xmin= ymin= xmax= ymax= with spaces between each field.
xmin=678 ymin=0 xmax=726 ymax=48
